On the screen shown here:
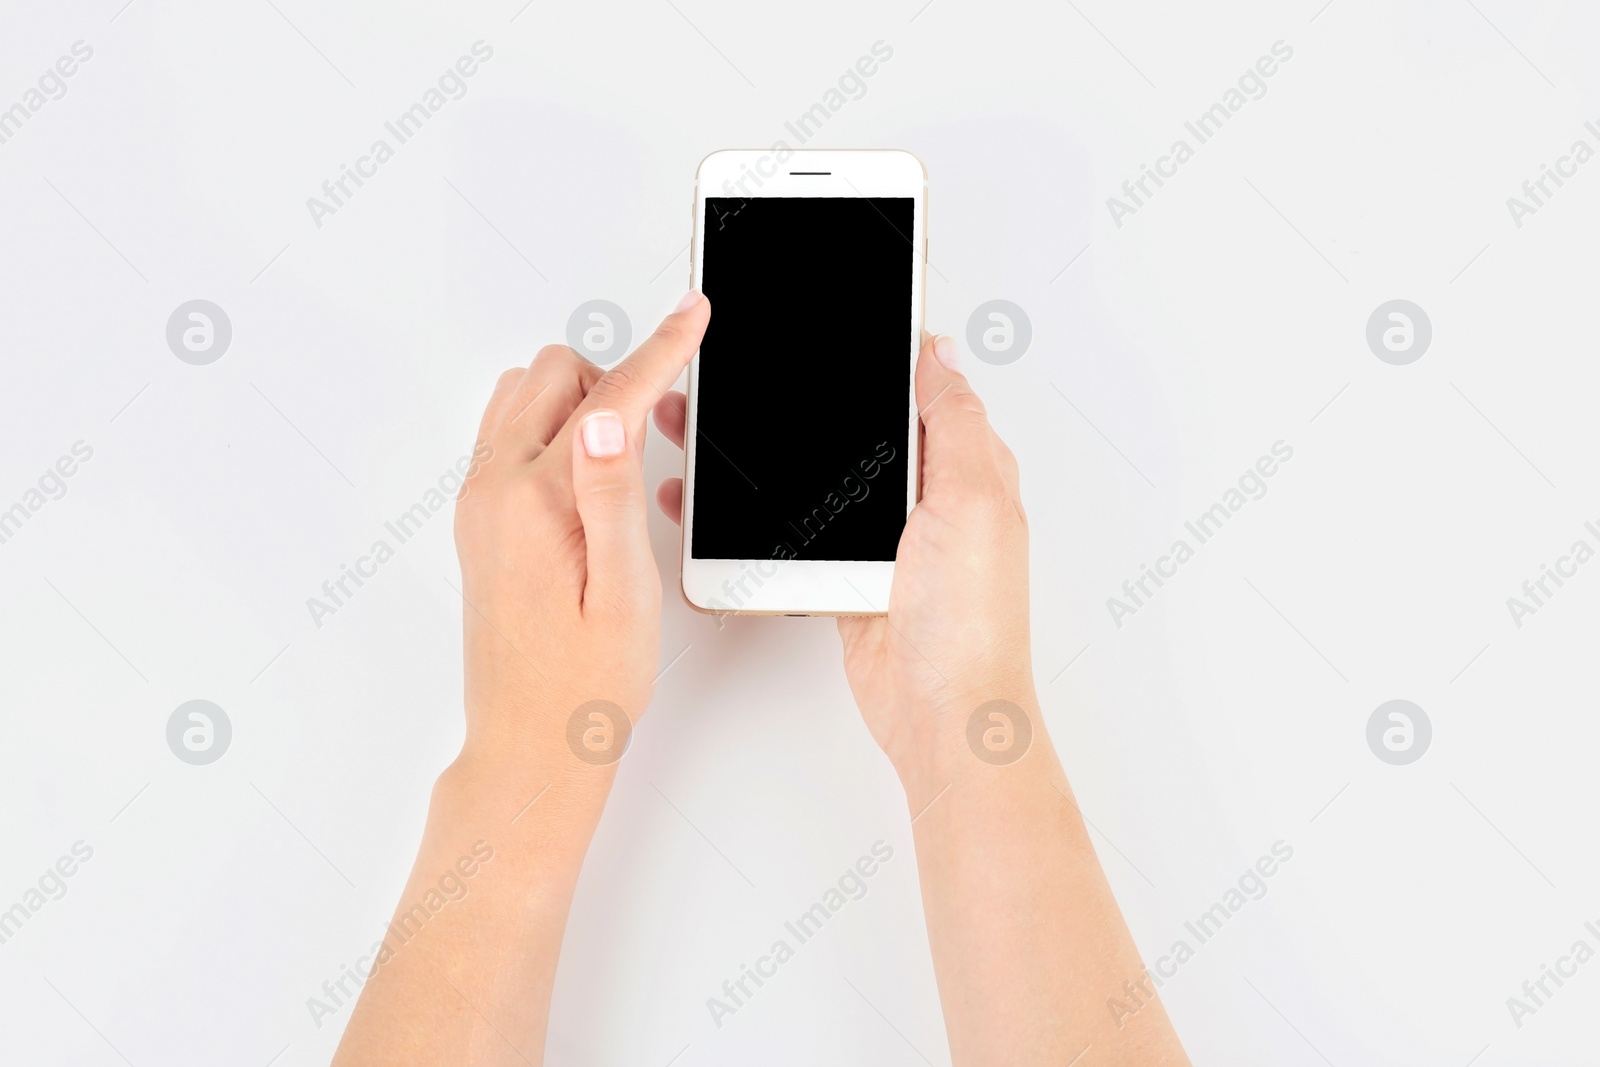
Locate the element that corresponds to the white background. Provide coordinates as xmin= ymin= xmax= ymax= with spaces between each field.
xmin=2 ymin=1 xmax=1598 ymax=1064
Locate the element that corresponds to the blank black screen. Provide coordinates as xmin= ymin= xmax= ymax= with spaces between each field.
xmin=692 ymin=196 xmax=913 ymax=561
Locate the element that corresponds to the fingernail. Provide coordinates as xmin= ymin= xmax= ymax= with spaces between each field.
xmin=934 ymin=334 xmax=961 ymax=370
xmin=675 ymin=290 xmax=703 ymax=313
xmin=581 ymin=410 xmax=626 ymax=457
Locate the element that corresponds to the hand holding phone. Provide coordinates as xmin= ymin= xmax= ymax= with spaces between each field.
xmin=835 ymin=333 xmax=1033 ymax=791
xmin=654 ymin=328 xmax=1032 ymax=786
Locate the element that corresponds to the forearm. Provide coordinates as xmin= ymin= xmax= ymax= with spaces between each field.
xmin=332 ymin=754 xmax=614 ymax=1067
xmin=902 ymin=695 xmax=1189 ymax=1066
xmin=334 ymin=294 xmax=701 ymax=1063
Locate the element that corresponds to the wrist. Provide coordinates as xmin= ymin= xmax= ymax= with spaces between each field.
xmin=887 ymin=683 xmax=1047 ymax=807
xmin=431 ymin=745 xmax=617 ymax=865
xmin=446 ymin=683 xmax=639 ymax=809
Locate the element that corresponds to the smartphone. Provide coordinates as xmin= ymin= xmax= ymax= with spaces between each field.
xmin=680 ymin=149 xmax=927 ymax=616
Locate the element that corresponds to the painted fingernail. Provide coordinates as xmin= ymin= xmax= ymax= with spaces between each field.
xmin=934 ymin=334 xmax=961 ymax=370
xmin=675 ymin=290 xmax=703 ymax=312
xmin=581 ymin=410 xmax=626 ymax=457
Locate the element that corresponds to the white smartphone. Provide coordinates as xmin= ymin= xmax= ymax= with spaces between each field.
xmin=680 ymin=149 xmax=927 ymax=616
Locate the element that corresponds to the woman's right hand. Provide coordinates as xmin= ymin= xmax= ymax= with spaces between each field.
xmin=833 ymin=334 xmax=1038 ymax=800
xmin=650 ymin=333 xmax=1039 ymax=799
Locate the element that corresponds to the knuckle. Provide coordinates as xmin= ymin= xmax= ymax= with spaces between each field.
xmin=534 ymin=343 xmax=577 ymax=367
xmin=580 ymin=481 xmax=644 ymax=517
xmin=928 ymin=383 xmax=988 ymax=427
xmin=951 ymin=389 xmax=990 ymax=422
xmin=589 ymin=360 xmax=644 ymax=402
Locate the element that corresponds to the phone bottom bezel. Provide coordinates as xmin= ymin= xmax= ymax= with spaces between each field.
xmin=680 ymin=558 xmax=894 ymax=617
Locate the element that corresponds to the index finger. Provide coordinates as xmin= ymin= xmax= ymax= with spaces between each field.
xmin=575 ymin=291 xmax=709 ymax=426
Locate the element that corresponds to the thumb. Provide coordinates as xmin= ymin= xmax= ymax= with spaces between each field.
xmin=572 ymin=408 xmax=652 ymax=615
xmin=916 ymin=334 xmax=1000 ymax=488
